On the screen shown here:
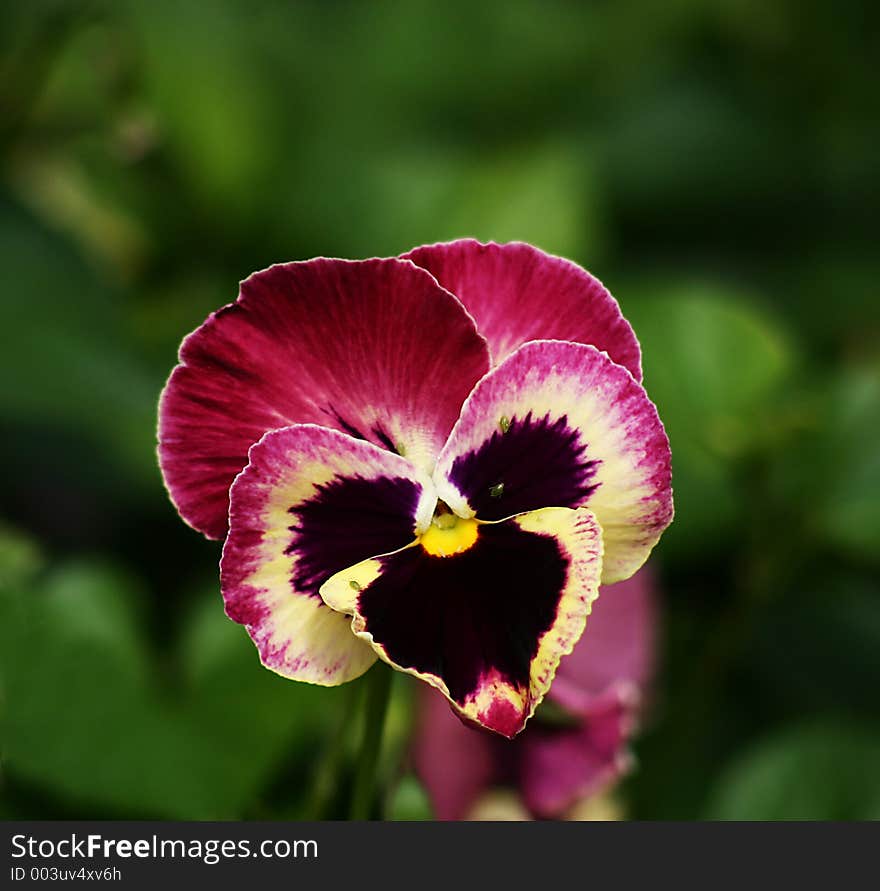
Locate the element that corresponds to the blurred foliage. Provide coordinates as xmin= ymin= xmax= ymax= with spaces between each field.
xmin=0 ymin=548 xmax=333 ymax=818
xmin=1 ymin=0 xmax=878 ymax=819
xmin=626 ymin=285 xmax=794 ymax=559
xmin=706 ymin=723 xmax=880 ymax=820
xmin=386 ymin=775 xmax=434 ymax=822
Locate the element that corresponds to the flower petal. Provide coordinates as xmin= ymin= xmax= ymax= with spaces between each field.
xmin=519 ymin=685 xmax=633 ymax=817
xmin=412 ymin=569 xmax=656 ymax=820
xmin=321 ymin=507 xmax=603 ymax=737
xmin=433 ymin=340 xmax=673 ymax=584
xmin=159 ymin=257 xmax=489 ymax=539
xmin=550 ymin=566 xmax=656 ymax=712
xmin=467 ymin=791 xmax=532 ymax=821
xmin=221 ymin=424 xmax=436 ymax=685
xmin=413 ymin=687 xmax=498 ymax=820
xmin=403 ymin=239 xmax=642 ymax=379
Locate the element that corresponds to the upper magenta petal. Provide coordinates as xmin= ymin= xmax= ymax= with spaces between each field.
xmin=403 ymin=239 xmax=642 ymax=380
xmin=158 ymin=257 xmax=489 ymax=539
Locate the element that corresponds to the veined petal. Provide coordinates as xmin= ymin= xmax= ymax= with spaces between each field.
xmin=321 ymin=507 xmax=603 ymax=737
xmin=403 ymin=239 xmax=642 ymax=379
xmin=221 ymin=424 xmax=436 ymax=685
xmin=433 ymin=340 xmax=673 ymax=584
xmin=159 ymin=257 xmax=489 ymax=539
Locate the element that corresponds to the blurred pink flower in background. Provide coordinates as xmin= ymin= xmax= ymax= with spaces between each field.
xmin=413 ymin=566 xmax=657 ymax=819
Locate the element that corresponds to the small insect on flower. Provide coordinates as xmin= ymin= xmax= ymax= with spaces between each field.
xmin=158 ymin=240 xmax=673 ymax=738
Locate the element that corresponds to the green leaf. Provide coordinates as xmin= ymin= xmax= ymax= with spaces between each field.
xmin=125 ymin=0 xmax=276 ymax=219
xmin=706 ymin=722 xmax=880 ymax=820
xmin=174 ymin=589 xmax=333 ymax=814
xmin=0 ymin=562 xmax=159 ymax=815
xmin=816 ymin=365 xmax=880 ymax=560
xmin=386 ymin=774 xmax=434 ymax=822
xmin=623 ymin=284 xmax=794 ymax=560
xmin=767 ymin=361 xmax=880 ymax=562
xmin=360 ymin=141 xmax=602 ymax=261
xmin=0 ymin=524 xmax=43 ymax=590
xmin=1 ymin=561 xmax=335 ymax=818
xmin=628 ymin=284 xmax=793 ymax=453
xmin=0 ymin=200 xmax=158 ymax=486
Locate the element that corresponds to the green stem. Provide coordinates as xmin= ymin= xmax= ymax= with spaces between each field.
xmin=349 ymin=664 xmax=393 ymax=820
xmin=307 ymin=682 xmax=359 ymax=819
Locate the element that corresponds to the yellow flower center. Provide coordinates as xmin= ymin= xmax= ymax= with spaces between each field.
xmin=419 ymin=509 xmax=479 ymax=557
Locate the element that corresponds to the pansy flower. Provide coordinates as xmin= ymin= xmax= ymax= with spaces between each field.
xmin=158 ymin=240 xmax=672 ymax=737
xmin=413 ymin=567 xmax=656 ymax=818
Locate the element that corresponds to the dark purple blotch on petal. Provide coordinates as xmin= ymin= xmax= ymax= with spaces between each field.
xmin=358 ymin=521 xmax=568 ymax=704
xmin=287 ymin=474 xmax=421 ymax=599
xmin=449 ymin=412 xmax=600 ymax=521
xmin=324 ymin=406 xmax=398 ymax=453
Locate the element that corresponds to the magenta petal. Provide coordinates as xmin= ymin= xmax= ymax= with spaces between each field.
xmin=520 ymin=568 xmax=657 ymax=817
xmin=550 ymin=567 xmax=657 ymax=714
xmin=159 ymin=257 xmax=489 ymax=539
xmin=403 ymin=239 xmax=642 ymax=380
xmin=412 ymin=688 xmax=497 ymax=821
xmin=519 ymin=687 xmax=633 ymax=818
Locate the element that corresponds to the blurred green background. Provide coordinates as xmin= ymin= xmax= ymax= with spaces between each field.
xmin=1 ymin=0 xmax=878 ymax=820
